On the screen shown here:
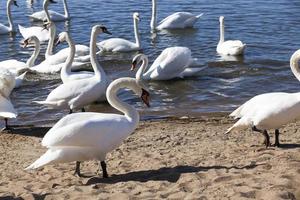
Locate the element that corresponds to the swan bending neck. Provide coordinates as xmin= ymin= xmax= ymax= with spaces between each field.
xmin=26 ymin=38 xmax=40 ymax=67
xmin=136 ymin=55 xmax=149 ymax=81
xmin=63 ymin=0 xmax=70 ymax=18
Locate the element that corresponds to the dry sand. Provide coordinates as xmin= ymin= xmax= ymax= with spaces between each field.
xmin=1 ymin=115 xmax=300 ymax=200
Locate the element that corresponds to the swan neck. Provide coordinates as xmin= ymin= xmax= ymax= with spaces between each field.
xmin=106 ymin=79 xmax=139 ymax=125
xmin=45 ymin=24 xmax=56 ymax=58
xmin=43 ymin=0 xmax=51 ymax=22
xmin=26 ymin=38 xmax=40 ymax=67
xmin=290 ymin=50 xmax=300 ymax=82
xmin=134 ymin=18 xmax=141 ymax=48
xmin=61 ymin=34 xmax=75 ymax=82
xmin=136 ymin=56 xmax=148 ymax=81
xmin=63 ymin=0 xmax=70 ymax=18
xmin=90 ymin=29 xmax=106 ymax=80
xmin=7 ymin=0 xmax=14 ymax=32
xmin=219 ymin=19 xmax=225 ymax=43
xmin=150 ymin=0 xmax=157 ymax=31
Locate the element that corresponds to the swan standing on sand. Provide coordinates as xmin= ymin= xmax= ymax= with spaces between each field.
xmin=131 ymin=47 xmax=204 ymax=80
xmin=150 ymin=0 xmax=203 ymax=32
xmin=226 ymin=49 xmax=300 ymax=147
xmin=217 ymin=16 xmax=246 ymax=56
xmin=97 ymin=13 xmax=141 ymax=52
xmin=25 ymin=77 xmax=150 ymax=177
xmin=0 ymin=0 xmax=18 ymax=34
xmin=29 ymin=0 xmax=70 ymax=22
xmin=0 ymin=36 xmax=40 ymax=75
xmin=0 ymin=69 xmax=17 ymax=131
xmin=34 ymin=25 xmax=111 ymax=112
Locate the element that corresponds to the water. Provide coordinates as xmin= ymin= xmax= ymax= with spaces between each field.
xmin=1 ymin=0 xmax=300 ymax=126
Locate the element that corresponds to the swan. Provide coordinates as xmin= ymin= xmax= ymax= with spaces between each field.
xmin=33 ymin=25 xmax=111 ymax=112
xmin=0 ymin=0 xmax=18 ymax=34
xmin=150 ymin=0 xmax=203 ymax=31
xmin=30 ymin=21 xmax=89 ymax=73
xmin=0 ymin=35 xmax=40 ymax=75
xmin=217 ymin=16 xmax=246 ymax=56
xmin=25 ymin=77 xmax=150 ymax=177
xmin=131 ymin=47 xmax=205 ymax=80
xmin=0 ymin=68 xmax=17 ymax=131
xmin=97 ymin=12 xmax=141 ymax=52
xmin=226 ymin=49 xmax=300 ymax=148
xmin=29 ymin=0 xmax=70 ymax=22
xmin=14 ymin=72 xmax=27 ymax=88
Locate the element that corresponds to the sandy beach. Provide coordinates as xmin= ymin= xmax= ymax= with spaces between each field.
xmin=1 ymin=115 xmax=300 ymax=200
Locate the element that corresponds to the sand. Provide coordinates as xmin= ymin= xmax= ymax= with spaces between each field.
xmin=1 ymin=115 xmax=300 ymax=200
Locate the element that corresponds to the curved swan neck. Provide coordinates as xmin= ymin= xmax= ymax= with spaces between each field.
xmin=7 ymin=0 xmax=14 ymax=32
xmin=150 ymin=0 xmax=157 ymax=31
xmin=106 ymin=78 xmax=139 ymax=124
xmin=90 ymin=29 xmax=106 ymax=80
xmin=45 ymin=23 xmax=56 ymax=59
xmin=290 ymin=49 xmax=300 ymax=82
xmin=136 ymin=55 xmax=148 ymax=81
xmin=134 ymin=18 xmax=141 ymax=48
xmin=61 ymin=33 xmax=75 ymax=82
xmin=43 ymin=0 xmax=51 ymax=22
xmin=26 ymin=38 xmax=40 ymax=67
xmin=219 ymin=18 xmax=225 ymax=44
xmin=63 ymin=0 xmax=70 ymax=19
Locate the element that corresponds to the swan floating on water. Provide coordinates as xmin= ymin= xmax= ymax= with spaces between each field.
xmin=217 ymin=16 xmax=246 ymax=56
xmin=150 ymin=0 xmax=203 ymax=32
xmin=34 ymin=25 xmax=111 ymax=112
xmin=29 ymin=0 xmax=70 ymax=22
xmin=97 ymin=12 xmax=141 ymax=52
xmin=25 ymin=77 xmax=150 ymax=177
xmin=226 ymin=49 xmax=300 ymax=147
xmin=0 ymin=0 xmax=18 ymax=35
xmin=0 ymin=68 xmax=17 ymax=130
xmin=131 ymin=47 xmax=205 ymax=80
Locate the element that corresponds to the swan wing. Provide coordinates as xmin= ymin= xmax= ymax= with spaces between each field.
xmin=18 ymin=25 xmax=49 ymax=42
xmin=146 ymin=47 xmax=192 ymax=80
xmin=42 ymin=112 xmax=132 ymax=148
xmin=158 ymin=12 xmax=198 ymax=29
xmin=29 ymin=10 xmax=65 ymax=22
xmin=0 ymin=95 xmax=17 ymax=119
xmin=97 ymin=38 xmax=137 ymax=52
xmin=217 ymin=40 xmax=246 ymax=55
xmin=0 ymin=60 xmax=26 ymax=74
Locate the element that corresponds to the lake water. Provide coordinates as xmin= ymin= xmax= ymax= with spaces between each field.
xmin=1 ymin=0 xmax=300 ymax=126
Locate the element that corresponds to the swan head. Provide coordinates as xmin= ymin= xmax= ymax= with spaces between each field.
xmin=55 ymin=32 xmax=69 ymax=46
xmin=42 ymin=21 xmax=54 ymax=30
xmin=219 ymin=16 xmax=224 ymax=23
xmin=131 ymin=53 xmax=148 ymax=71
xmin=133 ymin=12 xmax=140 ymax=21
xmin=22 ymin=36 xmax=39 ymax=48
xmin=13 ymin=0 xmax=18 ymax=7
xmin=92 ymin=25 xmax=112 ymax=35
xmin=130 ymin=79 xmax=150 ymax=107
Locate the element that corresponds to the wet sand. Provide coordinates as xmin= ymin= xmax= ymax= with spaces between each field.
xmin=1 ymin=115 xmax=300 ymax=199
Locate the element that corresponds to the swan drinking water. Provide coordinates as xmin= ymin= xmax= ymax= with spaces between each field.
xmin=29 ymin=0 xmax=70 ymax=22
xmin=226 ymin=49 xmax=300 ymax=147
xmin=0 ymin=0 xmax=18 ymax=34
xmin=150 ymin=0 xmax=203 ymax=32
xmin=97 ymin=12 xmax=141 ymax=52
xmin=216 ymin=16 xmax=246 ymax=56
xmin=34 ymin=25 xmax=111 ymax=112
xmin=131 ymin=47 xmax=205 ymax=80
xmin=25 ymin=77 xmax=150 ymax=177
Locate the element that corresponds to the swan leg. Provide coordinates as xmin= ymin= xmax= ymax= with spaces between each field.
xmin=74 ymin=161 xmax=81 ymax=177
xmin=69 ymin=109 xmax=73 ymax=114
xmin=81 ymin=108 xmax=85 ymax=112
xmin=274 ymin=129 xmax=280 ymax=147
xmin=252 ymin=126 xmax=270 ymax=147
xmin=1 ymin=119 xmax=12 ymax=132
xmin=100 ymin=161 xmax=108 ymax=178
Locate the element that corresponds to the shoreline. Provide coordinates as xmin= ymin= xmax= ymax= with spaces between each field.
xmin=1 ymin=116 xmax=300 ymax=199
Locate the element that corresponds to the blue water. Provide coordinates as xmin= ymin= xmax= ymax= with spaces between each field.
xmin=1 ymin=0 xmax=300 ymax=126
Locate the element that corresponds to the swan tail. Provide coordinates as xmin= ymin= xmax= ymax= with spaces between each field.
xmin=179 ymin=67 xmax=207 ymax=78
xmin=25 ymin=149 xmax=60 ymax=170
xmin=196 ymin=13 xmax=204 ymax=18
xmin=225 ymin=117 xmax=250 ymax=134
xmin=14 ymin=72 xmax=27 ymax=88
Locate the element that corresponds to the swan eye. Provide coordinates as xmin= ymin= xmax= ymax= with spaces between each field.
xmin=141 ymin=89 xmax=150 ymax=107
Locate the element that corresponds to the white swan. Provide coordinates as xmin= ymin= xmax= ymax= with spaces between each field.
xmin=30 ymin=21 xmax=89 ymax=73
xmin=0 ymin=68 xmax=17 ymax=130
xmin=34 ymin=25 xmax=111 ymax=112
xmin=0 ymin=35 xmax=40 ymax=75
xmin=226 ymin=49 xmax=300 ymax=147
xmin=29 ymin=0 xmax=70 ymax=22
xmin=150 ymin=0 xmax=203 ymax=31
xmin=97 ymin=12 xmax=141 ymax=52
xmin=217 ymin=16 xmax=246 ymax=56
xmin=0 ymin=0 xmax=17 ymax=34
xmin=131 ymin=47 xmax=205 ymax=80
xmin=25 ymin=77 xmax=150 ymax=177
